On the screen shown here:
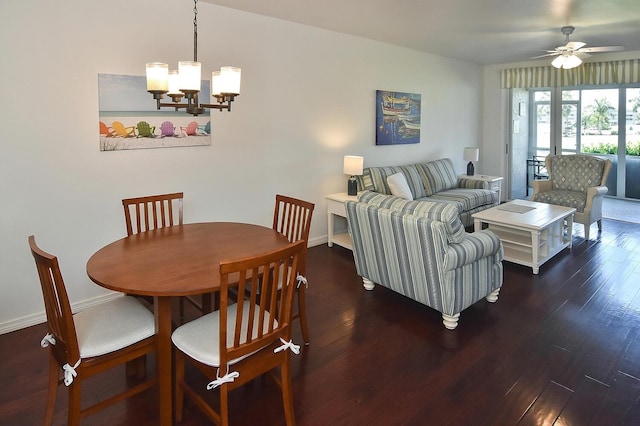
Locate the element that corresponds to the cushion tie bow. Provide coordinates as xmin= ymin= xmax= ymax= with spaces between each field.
xmin=63 ymin=359 xmax=81 ymax=386
xmin=296 ymin=274 xmax=308 ymax=289
xmin=206 ymin=367 xmax=239 ymax=390
xmin=274 ymin=338 xmax=300 ymax=355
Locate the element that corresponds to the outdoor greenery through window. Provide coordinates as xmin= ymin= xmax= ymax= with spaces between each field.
xmin=529 ymin=85 xmax=640 ymax=199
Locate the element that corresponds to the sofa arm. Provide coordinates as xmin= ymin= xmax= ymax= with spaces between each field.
xmin=444 ymin=230 xmax=503 ymax=270
xmin=531 ymin=179 xmax=552 ymax=198
xmin=457 ymin=177 xmax=488 ymax=189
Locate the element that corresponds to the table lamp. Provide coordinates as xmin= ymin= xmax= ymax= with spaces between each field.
xmin=343 ymin=155 xmax=364 ymax=196
xmin=464 ymin=147 xmax=479 ymax=176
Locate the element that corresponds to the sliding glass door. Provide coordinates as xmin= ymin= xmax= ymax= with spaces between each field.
xmin=523 ymin=86 xmax=640 ymax=200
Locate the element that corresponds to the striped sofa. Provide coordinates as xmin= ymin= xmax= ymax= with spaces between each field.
xmin=345 ymin=191 xmax=503 ymax=330
xmin=355 ymin=158 xmax=499 ymax=227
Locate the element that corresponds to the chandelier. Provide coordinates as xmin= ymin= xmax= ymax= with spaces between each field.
xmin=145 ymin=0 xmax=241 ymax=116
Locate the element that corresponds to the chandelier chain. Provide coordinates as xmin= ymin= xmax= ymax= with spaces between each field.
xmin=193 ymin=0 xmax=198 ymax=61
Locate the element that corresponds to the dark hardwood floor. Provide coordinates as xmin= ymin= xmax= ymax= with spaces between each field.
xmin=2 ymin=218 xmax=640 ymax=425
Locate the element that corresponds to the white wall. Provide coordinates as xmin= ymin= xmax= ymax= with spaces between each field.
xmin=0 ymin=0 xmax=483 ymax=332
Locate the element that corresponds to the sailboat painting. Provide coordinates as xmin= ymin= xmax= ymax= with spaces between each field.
xmin=375 ymin=90 xmax=421 ymax=145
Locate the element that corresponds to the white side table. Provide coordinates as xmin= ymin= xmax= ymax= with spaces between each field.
xmin=326 ymin=192 xmax=358 ymax=251
xmin=459 ymin=174 xmax=503 ymax=202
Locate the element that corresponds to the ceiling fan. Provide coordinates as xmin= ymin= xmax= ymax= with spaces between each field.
xmin=533 ymin=26 xmax=623 ymax=69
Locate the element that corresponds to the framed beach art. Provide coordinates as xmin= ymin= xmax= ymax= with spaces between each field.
xmin=375 ymin=90 xmax=421 ymax=145
xmin=98 ymin=74 xmax=211 ymax=151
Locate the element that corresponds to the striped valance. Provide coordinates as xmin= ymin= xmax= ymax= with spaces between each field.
xmin=501 ymin=59 xmax=640 ymax=88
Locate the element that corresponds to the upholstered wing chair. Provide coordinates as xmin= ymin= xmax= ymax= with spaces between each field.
xmin=531 ymin=154 xmax=612 ymax=240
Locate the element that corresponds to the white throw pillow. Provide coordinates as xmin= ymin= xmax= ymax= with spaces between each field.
xmin=386 ymin=173 xmax=413 ymax=200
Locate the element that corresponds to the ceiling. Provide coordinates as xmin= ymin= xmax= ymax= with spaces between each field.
xmin=203 ymin=0 xmax=640 ymax=65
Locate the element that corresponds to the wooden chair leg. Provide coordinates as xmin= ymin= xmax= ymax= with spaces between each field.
xmin=220 ymin=386 xmax=230 ymax=426
xmin=281 ymin=358 xmax=296 ymax=425
xmin=68 ymin=379 xmax=82 ymax=426
xmin=44 ymin=355 xmax=58 ymax=426
xmin=297 ymin=286 xmax=310 ymax=345
xmin=174 ymin=352 xmax=185 ymax=423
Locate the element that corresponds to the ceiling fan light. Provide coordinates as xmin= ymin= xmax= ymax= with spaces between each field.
xmin=551 ymin=55 xmax=565 ymax=69
xmin=564 ymin=54 xmax=582 ymax=69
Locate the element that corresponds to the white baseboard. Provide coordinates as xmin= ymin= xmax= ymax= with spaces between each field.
xmin=0 ymin=292 xmax=124 ymax=335
xmin=308 ymin=235 xmax=328 ymax=247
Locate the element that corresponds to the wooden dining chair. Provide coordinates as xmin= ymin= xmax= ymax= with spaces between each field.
xmin=28 ymin=236 xmax=157 ymax=426
xmin=172 ymin=240 xmax=305 ymax=426
xmin=122 ymin=192 xmax=207 ymax=320
xmin=273 ymin=194 xmax=315 ymax=344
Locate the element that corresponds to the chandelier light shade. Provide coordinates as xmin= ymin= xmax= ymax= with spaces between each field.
xmin=145 ymin=0 xmax=241 ymax=116
xmin=146 ymin=63 xmax=169 ymax=91
xmin=551 ymin=53 xmax=582 ymax=69
xmin=463 ymin=147 xmax=479 ymax=176
xmin=344 ymin=155 xmax=364 ymax=196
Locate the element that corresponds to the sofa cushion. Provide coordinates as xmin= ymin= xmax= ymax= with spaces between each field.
xmin=415 ymin=158 xmax=458 ymax=196
xmin=549 ymin=155 xmax=605 ymax=193
xmin=532 ymin=189 xmax=587 ymax=212
xmin=359 ymin=166 xmax=427 ymax=199
xmin=427 ymin=188 xmax=498 ymax=213
xmin=357 ymin=191 xmax=465 ymax=243
xmin=387 ymin=173 xmax=413 ymax=200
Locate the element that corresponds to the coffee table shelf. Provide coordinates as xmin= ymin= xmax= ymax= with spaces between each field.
xmin=472 ymin=200 xmax=575 ymax=274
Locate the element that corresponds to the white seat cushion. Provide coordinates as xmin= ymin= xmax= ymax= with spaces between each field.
xmin=74 ymin=295 xmax=155 ymax=358
xmin=172 ymin=301 xmax=275 ymax=367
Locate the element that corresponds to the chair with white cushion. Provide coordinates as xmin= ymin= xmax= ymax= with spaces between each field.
xmin=172 ymin=240 xmax=305 ymax=426
xmin=29 ymin=236 xmax=157 ymax=426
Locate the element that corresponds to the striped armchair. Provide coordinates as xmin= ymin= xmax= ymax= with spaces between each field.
xmin=345 ymin=192 xmax=503 ymax=330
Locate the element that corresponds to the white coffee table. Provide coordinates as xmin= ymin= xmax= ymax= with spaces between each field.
xmin=472 ymin=199 xmax=575 ymax=274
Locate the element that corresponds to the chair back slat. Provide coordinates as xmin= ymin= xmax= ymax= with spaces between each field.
xmin=272 ymin=195 xmax=314 ymax=273
xmin=218 ymin=240 xmax=304 ymax=367
xmin=122 ymin=192 xmax=183 ymax=236
xmin=28 ymin=236 xmax=80 ymax=367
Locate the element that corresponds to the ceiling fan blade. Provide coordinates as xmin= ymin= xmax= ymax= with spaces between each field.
xmin=565 ymin=41 xmax=586 ymax=50
xmin=530 ymin=52 xmax=561 ymax=59
xmin=574 ymin=52 xmax=592 ymax=59
xmin=578 ymin=46 xmax=624 ymax=53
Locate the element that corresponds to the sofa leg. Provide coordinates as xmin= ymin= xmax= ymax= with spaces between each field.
xmin=584 ymin=223 xmax=590 ymax=240
xmin=362 ymin=278 xmax=375 ymax=290
xmin=442 ymin=313 xmax=460 ymax=330
xmin=486 ymin=288 xmax=500 ymax=303
xmin=597 ymin=219 xmax=603 ymax=230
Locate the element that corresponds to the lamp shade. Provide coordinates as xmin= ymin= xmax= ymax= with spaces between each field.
xmin=146 ymin=63 xmax=169 ymax=91
xmin=167 ymin=70 xmax=183 ymax=95
xmin=178 ymin=61 xmax=201 ymax=91
xmin=343 ymin=156 xmax=364 ymax=176
xmin=219 ymin=66 xmax=241 ymax=94
xmin=463 ymin=147 xmax=479 ymax=162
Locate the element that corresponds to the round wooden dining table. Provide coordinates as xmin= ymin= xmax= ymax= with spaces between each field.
xmin=86 ymin=222 xmax=291 ymax=425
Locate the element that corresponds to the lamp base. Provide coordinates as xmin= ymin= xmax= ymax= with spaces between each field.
xmin=347 ymin=177 xmax=358 ymax=196
xmin=466 ymin=162 xmax=475 ymax=176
